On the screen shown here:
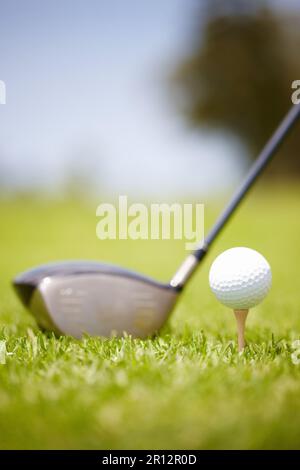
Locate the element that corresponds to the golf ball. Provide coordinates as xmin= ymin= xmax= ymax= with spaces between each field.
xmin=209 ymin=247 xmax=272 ymax=309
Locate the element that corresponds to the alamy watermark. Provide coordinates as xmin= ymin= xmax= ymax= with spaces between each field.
xmin=96 ymin=196 xmax=204 ymax=250
xmin=0 ymin=341 xmax=7 ymax=365
xmin=0 ymin=80 xmax=6 ymax=104
xmin=291 ymin=340 xmax=300 ymax=365
xmin=291 ymin=80 xmax=300 ymax=104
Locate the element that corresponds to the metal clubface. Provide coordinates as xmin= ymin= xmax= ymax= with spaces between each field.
xmin=14 ymin=262 xmax=178 ymax=338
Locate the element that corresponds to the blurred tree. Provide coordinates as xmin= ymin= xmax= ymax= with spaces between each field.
xmin=173 ymin=0 xmax=300 ymax=175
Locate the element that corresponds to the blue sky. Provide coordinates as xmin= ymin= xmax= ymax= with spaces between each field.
xmin=0 ymin=0 xmax=297 ymax=197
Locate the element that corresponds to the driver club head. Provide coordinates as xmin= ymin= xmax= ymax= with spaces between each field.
xmin=13 ymin=262 xmax=179 ymax=338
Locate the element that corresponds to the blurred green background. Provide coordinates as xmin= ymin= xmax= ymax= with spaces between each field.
xmin=1 ymin=0 xmax=300 ymax=450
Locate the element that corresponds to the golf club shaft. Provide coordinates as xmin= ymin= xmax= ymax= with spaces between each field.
xmin=171 ymin=104 xmax=300 ymax=289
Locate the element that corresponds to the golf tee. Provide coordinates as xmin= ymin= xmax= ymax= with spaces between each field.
xmin=234 ymin=309 xmax=249 ymax=352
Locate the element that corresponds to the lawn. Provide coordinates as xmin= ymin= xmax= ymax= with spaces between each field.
xmin=0 ymin=184 xmax=300 ymax=449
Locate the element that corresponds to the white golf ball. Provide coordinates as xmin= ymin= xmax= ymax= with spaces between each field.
xmin=209 ymin=247 xmax=272 ymax=309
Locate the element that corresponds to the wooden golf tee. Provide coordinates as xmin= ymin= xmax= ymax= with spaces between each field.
xmin=234 ymin=309 xmax=249 ymax=352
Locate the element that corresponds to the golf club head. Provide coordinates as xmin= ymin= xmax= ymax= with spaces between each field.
xmin=13 ymin=262 xmax=178 ymax=338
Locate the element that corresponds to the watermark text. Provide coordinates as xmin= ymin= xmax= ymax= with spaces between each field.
xmin=291 ymin=340 xmax=300 ymax=365
xmin=291 ymin=80 xmax=300 ymax=104
xmin=0 ymin=80 xmax=6 ymax=104
xmin=96 ymin=196 xmax=204 ymax=250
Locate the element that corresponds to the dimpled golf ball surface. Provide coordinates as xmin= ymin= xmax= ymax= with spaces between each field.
xmin=209 ymin=247 xmax=272 ymax=309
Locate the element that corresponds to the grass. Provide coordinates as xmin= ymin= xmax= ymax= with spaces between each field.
xmin=0 ymin=183 xmax=300 ymax=449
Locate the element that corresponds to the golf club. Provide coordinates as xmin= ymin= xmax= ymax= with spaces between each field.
xmin=13 ymin=104 xmax=300 ymax=338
